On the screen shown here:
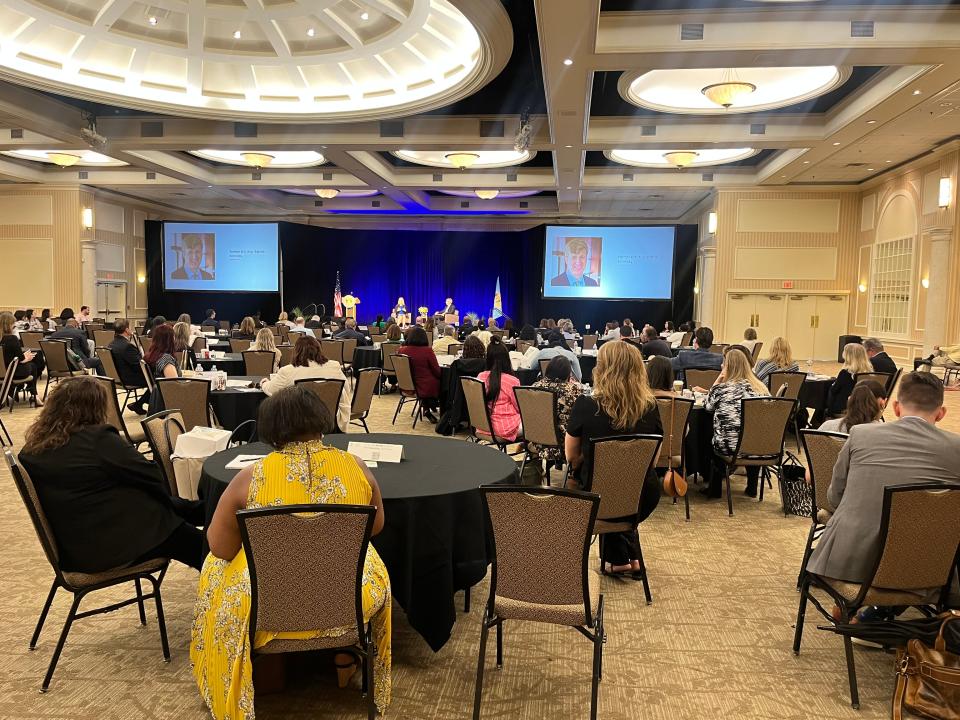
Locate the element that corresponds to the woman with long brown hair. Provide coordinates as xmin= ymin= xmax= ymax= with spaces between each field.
xmin=819 ymin=380 xmax=887 ymax=433
xmin=565 ymin=340 xmax=662 ymax=573
xmin=0 ymin=311 xmax=44 ymax=405
xmin=19 ymin=377 xmax=202 ymax=572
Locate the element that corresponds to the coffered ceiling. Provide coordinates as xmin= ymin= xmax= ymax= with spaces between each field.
xmin=0 ymin=0 xmax=959 ymax=226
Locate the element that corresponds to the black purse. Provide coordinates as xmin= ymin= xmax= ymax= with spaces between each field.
xmin=777 ymin=451 xmax=811 ymax=517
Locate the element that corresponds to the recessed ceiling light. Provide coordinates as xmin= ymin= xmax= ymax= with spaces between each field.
xmin=233 ymin=30 xmax=241 ymax=39
xmin=912 ymin=89 xmax=922 ymax=95
xmin=885 ymin=159 xmax=892 ymax=163
xmin=867 ymin=168 xmax=875 ymax=171
xmin=866 ymin=119 xmax=876 ymax=124
xmin=565 ymin=186 xmax=572 ymax=189
xmin=307 ymin=28 xmax=315 ymax=37
xmin=563 ymin=58 xmax=573 ymax=66
xmin=802 ymin=160 xmax=810 ymax=164
xmin=564 ymin=145 xmax=572 ymax=148
xmin=832 ymin=142 xmax=841 ymax=146
xmin=360 ymin=11 xmax=369 ymax=20
xmin=148 ymin=16 xmax=158 ymax=25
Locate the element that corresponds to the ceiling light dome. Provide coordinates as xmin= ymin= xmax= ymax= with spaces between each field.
xmin=606 ymin=148 xmax=759 ymax=169
xmin=445 ymin=153 xmax=481 ymax=170
xmin=0 ymin=149 xmax=127 ymax=166
xmin=189 ymin=150 xmax=325 ymax=168
xmin=438 ymin=189 xmax=539 ymax=199
xmin=620 ymin=66 xmax=846 ymax=115
xmin=315 ymin=188 xmax=340 ymax=199
xmin=393 ymin=149 xmax=533 ymax=169
xmin=283 ymin=188 xmax=379 ymax=198
xmin=0 ymin=1 xmax=511 ymax=122
xmin=474 ymin=189 xmax=500 ymax=199
xmin=241 ymin=152 xmax=274 ymax=169
xmin=46 ymin=152 xmax=82 ymax=167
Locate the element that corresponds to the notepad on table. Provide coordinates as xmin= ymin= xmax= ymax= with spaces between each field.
xmin=347 ymin=442 xmax=404 ymax=464
xmin=225 ymin=454 xmax=267 ymax=470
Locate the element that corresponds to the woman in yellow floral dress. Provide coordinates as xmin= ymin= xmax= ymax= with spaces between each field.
xmin=191 ymin=386 xmax=391 ymax=718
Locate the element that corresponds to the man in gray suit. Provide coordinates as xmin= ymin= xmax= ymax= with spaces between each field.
xmin=807 ymin=372 xmax=960 ymax=585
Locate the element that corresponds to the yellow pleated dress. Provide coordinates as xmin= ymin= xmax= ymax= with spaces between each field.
xmin=190 ymin=440 xmax=392 ymax=719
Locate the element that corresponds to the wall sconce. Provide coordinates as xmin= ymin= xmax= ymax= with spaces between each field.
xmin=858 ymin=283 xmax=867 ymax=293
xmin=921 ymin=277 xmax=930 ymax=289
xmin=137 ymin=274 xmax=146 ymax=284
xmin=693 ymin=286 xmax=700 ymax=295
xmin=707 ymin=211 xmax=718 ymax=234
xmin=81 ymin=207 xmax=93 ymax=229
xmin=939 ymin=177 xmax=952 ymax=208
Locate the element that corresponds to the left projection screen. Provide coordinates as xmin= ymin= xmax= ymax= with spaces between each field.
xmin=162 ymin=222 xmax=279 ymax=292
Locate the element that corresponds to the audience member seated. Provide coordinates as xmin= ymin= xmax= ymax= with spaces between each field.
xmin=398 ymin=326 xmax=441 ymax=423
xmin=566 ymin=341 xmax=661 ymax=573
xmin=77 ymin=305 xmax=92 ymax=323
xmin=477 ymin=337 xmax=522 ymax=442
xmin=109 ymin=319 xmax=149 ymax=415
xmin=458 ymin=317 xmax=474 ymax=340
xmin=19 ymin=377 xmax=203 ymax=573
xmin=531 ymin=356 xmax=584 ymax=468
xmin=437 ymin=336 xmax=487 ymax=435
xmin=471 ymin=318 xmax=497 ymax=348
xmin=191 ymin=386 xmax=391 ymax=719
xmin=666 ymin=321 xmax=690 ymax=349
xmin=533 ymin=330 xmax=582 ymax=381
xmin=24 ymin=309 xmax=43 ymax=332
xmin=385 ymin=323 xmax=402 ymax=343
xmin=231 ymin=316 xmax=257 ymax=341
xmin=640 ymin=326 xmax=672 ymax=359
xmin=818 ymin=380 xmax=887 ymax=433
xmin=826 ymin=342 xmax=874 ymax=417
xmin=622 ymin=318 xmax=634 ymax=336
xmin=620 ymin=324 xmax=636 ymax=342
xmin=432 ymin=324 xmax=458 ymax=354
xmin=249 ymin=328 xmax=281 ymax=372
xmin=646 ymin=356 xmax=677 ymax=398
xmin=561 ymin=320 xmax=577 ymax=341
xmin=144 ymin=324 xmax=182 ymax=413
xmin=176 ymin=313 xmax=198 ymax=335
xmin=39 ymin=308 xmax=56 ymax=331
xmin=334 ymin=317 xmax=371 ymax=346
xmin=275 ymin=311 xmax=295 ymax=329
xmin=306 ymin=314 xmax=323 ymax=330
xmin=259 ymin=336 xmax=350 ymax=430
xmin=703 ymin=347 xmax=771 ymax=499
xmin=660 ymin=320 xmax=674 ymax=339
xmin=173 ymin=322 xmax=197 ymax=370
xmin=753 ymin=336 xmax=800 ymax=384
xmin=514 ymin=325 xmax=541 ymax=369
xmin=201 ymin=308 xmax=218 ymax=329
xmin=0 ymin=311 xmax=44 ymax=405
xmin=147 ymin=315 xmax=168 ymax=337
xmin=670 ymin=326 xmax=723 ymax=381
xmin=600 ymin=321 xmax=621 ymax=341
xmin=862 ymin=337 xmax=897 ymax=375
xmin=740 ymin=327 xmax=759 ymax=354
xmin=724 ymin=344 xmax=755 ymax=366
xmin=289 ymin=316 xmax=316 ymax=339
xmin=806 ymin=372 xmax=960 ymax=593
xmin=50 ymin=318 xmax=103 ymax=374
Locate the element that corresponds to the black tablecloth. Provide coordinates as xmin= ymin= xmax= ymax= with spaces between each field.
xmin=195 ymin=353 xmax=245 ymax=376
xmin=209 ymin=375 xmax=265 ymax=430
xmin=798 ymin=377 xmax=834 ymax=427
xmin=517 ymin=353 xmax=596 ymax=385
xmin=199 ymin=433 xmax=518 ymax=651
xmin=353 ymin=346 xmax=381 ymax=372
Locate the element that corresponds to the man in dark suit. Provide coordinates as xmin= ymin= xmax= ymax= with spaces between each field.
xmin=201 ymin=308 xmax=218 ymax=328
xmin=334 ymin=318 xmax=371 ymax=346
xmin=640 ymin=326 xmax=672 ymax=359
xmin=108 ymin=319 xmax=149 ymax=414
xmin=550 ymin=237 xmax=600 ymax=287
xmin=670 ymin=326 xmax=722 ymax=381
xmin=50 ymin=318 xmax=103 ymax=374
xmin=170 ymin=234 xmax=214 ymax=280
xmin=863 ymin=337 xmax=897 ymax=375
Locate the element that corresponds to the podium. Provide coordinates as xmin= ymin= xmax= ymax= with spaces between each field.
xmin=444 ymin=313 xmax=459 ymax=326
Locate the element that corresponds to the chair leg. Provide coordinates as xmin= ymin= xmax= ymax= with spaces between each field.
xmin=30 ymin=581 xmax=59 ymax=650
xmin=366 ymin=629 xmax=377 ymax=719
xmin=590 ymin=596 xmax=605 ymax=720
xmin=683 ymin=490 xmax=690 ymax=522
xmin=464 ymin=587 xmax=471 ymax=613
xmin=0 ymin=416 xmax=11 ymax=447
xmin=635 ymin=535 xmax=653 ymax=605
xmin=411 ymin=400 xmax=421 ymax=429
xmin=495 ymin=620 xmax=503 ymax=668
xmin=796 ymin=524 xmax=817 ymax=590
xmin=391 ymin=397 xmax=404 ymax=425
xmin=759 ymin=467 xmax=766 ymax=502
xmin=43 ymin=376 xmax=52 ymax=402
xmin=149 ymin=575 xmax=170 ymax=662
xmin=841 ymin=609 xmax=861 ymax=709
xmin=725 ymin=466 xmax=734 ymax=516
xmin=793 ymin=578 xmax=810 ymax=655
xmin=473 ymin=614 xmax=491 ymax=720
xmin=135 ymin=579 xmax=146 ymax=626
xmin=41 ymin=592 xmax=83 ymax=692
xmin=361 ymin=418 xmax=369 ymax=433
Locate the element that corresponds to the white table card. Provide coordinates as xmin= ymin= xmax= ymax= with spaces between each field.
xmin=347 ymin=441 xmax=404 ymax=464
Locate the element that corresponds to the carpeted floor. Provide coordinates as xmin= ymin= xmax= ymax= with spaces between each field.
xmin=0 ymin=361 xmax=947 ymax=719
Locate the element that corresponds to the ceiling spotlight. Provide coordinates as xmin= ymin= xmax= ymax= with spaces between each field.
xmin=565 ymin=186 xmax=572 ymax=190
xmin=475 ymin=189 xmax=499 ymax=199
xmin=241 ymin=152 xmax=274 ymax=168
xmin=564 ymin=145 xmax=572 ymax=148
xmin=802 ymin=160 xmax=810 ymax=164
xmin=563 ymin=58 xmax=573 ymax=66
xmin=867 ymin=168 xmax=875 ymax=171
xmin=315 ymin=188 xmax=340 ymax=199
xmin=360 ymin=11 xmax=369 ymax=20
xmin=832 ymin=142 xmax=841 ymax=146
xmin=233 ymin=30 xmax=242 ymax=39
xmin=885 ymin=160 xmax=892 ymax=163
xmin=912 ymin=89 xmax=922 ymax=95
xmin=866 ymin=119 xmax=877 ymax=124
xmin=148 ymin=15 xmax=158 ymax=25
xmin=701 ymin=69 xmax=756 ymax=109
xmin=307 ymin=28 xmax=315 ymax=37
xmin=662 ymin=151 xmax=699 ymax=169
xmin=444 ymin=152 xmax=480 ymax=169
xmin=47 ymin=152 xmax=81 ymax=167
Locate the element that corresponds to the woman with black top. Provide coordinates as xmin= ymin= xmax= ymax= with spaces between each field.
xmin=565 ymin=340 xmax=662 ymax=573
xmin=230 ymin=316 xmax=257 ymax=341
xmin=143 ymin=324 xmax=182 ymax=413
xmin=18 ymin=377 xmax=203 ymax=572
xmin=826 ymin=342 xmax=873 ymax=417
xmin=436 ymin=335 xmax=487 ymax=435
xmin=0 ymin=311 xmax=45 ymax=405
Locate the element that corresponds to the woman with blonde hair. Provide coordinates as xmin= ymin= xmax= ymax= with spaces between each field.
xmin=704 ymin=347 xmax=770 ymax=498
xmin=232 ymin=316 xmax=257 ymax=341
xmin=250 ymin=327 xmax=281 ymax=372
xmin=826 ymin=342 xmax=874 ymax=417
xmin=565 ymin=340 xmax=661 ymax=573
xmin=172 ymin=321 xmax=196 ymax=369
xmin=753 ymin=336 xmax=799 ymax=383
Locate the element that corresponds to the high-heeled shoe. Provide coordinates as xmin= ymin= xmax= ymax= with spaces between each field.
xmin=334 ymin=650 xmax=361 ymax=689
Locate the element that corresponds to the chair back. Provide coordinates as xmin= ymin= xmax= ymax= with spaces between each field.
xmin=887 ymin=367 xmax=903 ymax=396
xmin=655 ymin=396 xmax=694 ymax=468
xmin=173 ymin=350 xmax=187 ymax=370
xmin=96 ymin=347 xmax=123 ymax=384
xmin=84 ymin=323 xmax=103 ymax=340
xmin=294 ymin=379 xmax=345 ymax=430
xmin=538 ymin=357 xmax=552 ymax=377
xmin=680 ymin=331 xmax=693 ymax=347
xmin=589 ymin=435 xmax=662 ymax=520
xmin=351 ymin=368 xmax=380 ymax=419
xmin=277 ymin=324 xmax=290 ymax=343
xmin=5 ymin=449 xmax=63 ymax=575
xmin=768 ymin=371 xmax=805 ymax=401
xmin=91 ymin=375 xmax=132 ymax=443
xmin=391 ymin=353 xmax=417 ymax=396
xmin=708 ymin=344 xmax=726 ymax=355
xmin=446 ymin=343 xmax=462 ymax=356
xmin=370 ymin=334 xmax=386 ymax=344
xmin=380 ymin=342 xmax=401 ymax=375
xmin=228 ymin=419 xmax=257 ymax=447
xmin=93 ymin=329 xmax=114 ymax=348
xmin=19 ymin=331 xmax=44 ymax=351
xmin=139 ymin=358 xmax=156 ymax=394
xmin=565 ymin=339 xmax=576 ymax=350
xmin=320 ymin=340 xmax=345 ymax=367
xmin=734 ymin=397 xmax=795 ymax=460
xmin=581 ymin=334 xmax=598 ymax=351
xmin=191 ymin=336 xmax=208 ymax=353
xmin=862 ymin=484 xmax=960 ymax=600
xmin=0 ymin=358 xmax=20 ymax=405
xmin=156 ymin=378 xmax=211 ymax=431
xmin=481 ymin=486 xmax=600 ymax=625
xmin=242 ymin=350 xmax=276 ymax=377
xmin=461 ymin=376 xmax=495 ymax=437
xmin=685 ymin=368 xmax=720 ymax=390
xmin=800 ymin=429 xmax=848 ymax=519
xmin=750 ymin=342 xmax=763 ymax=365
xmin=219 ymin=320 xmax=230 ymax=331
xmin=513 ymin=386 xmax=562 ymax=448
xmin=140 ymin=336 xmax=153 ymax=356
xmin=854 ymin=371 xmax=892 ymax=390
xmin=40 ymin=339 xmax=74 ymax=375
xmin=277 ymin=344 xmax=294 ymax=367
xmin=238 ymin=504 xmax=374 ymax=637
xmin=229 ymin=338 xmax=251 ymax=353
xmin=340 ymin=338 xmax=358 ymax=366
xmin=141 ymin=410 xmax=185 ymax=495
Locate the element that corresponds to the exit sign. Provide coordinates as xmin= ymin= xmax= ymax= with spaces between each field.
xmin=782 ymin=280 xmax=794 ymax=289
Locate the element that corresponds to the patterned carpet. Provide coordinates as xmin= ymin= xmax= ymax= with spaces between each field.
xmin=0 ymin=361 xmax=940 ymax=720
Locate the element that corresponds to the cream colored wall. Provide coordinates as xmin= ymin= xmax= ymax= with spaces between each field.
xmin=0 ymin=185 xmax=151 ymax=320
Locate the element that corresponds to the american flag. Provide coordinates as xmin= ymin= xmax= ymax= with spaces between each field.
xmin=334 ymin=271 xmax=343 ymax=317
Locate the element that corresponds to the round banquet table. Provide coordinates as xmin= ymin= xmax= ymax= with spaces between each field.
xmin=208 ymin=375 xmax=265 ymax=431
xmin=516 ymin=352 xmax=596 ymax=385
xmin=199 ymin=433 xmax=518 ymax=651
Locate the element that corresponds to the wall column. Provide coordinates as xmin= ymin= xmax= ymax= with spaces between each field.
xmin=81 ymin=239 xmax=97 ymax=315
xmin=922 ymin=227 xmax=953 ymax=354
xmin=698 ymin=246 xmax=717 ymax=328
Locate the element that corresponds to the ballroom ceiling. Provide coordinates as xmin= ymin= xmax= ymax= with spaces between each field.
xmin=0 ymin=0 xmax=959 ymax=226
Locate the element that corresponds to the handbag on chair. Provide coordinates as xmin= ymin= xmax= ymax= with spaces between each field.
xmin=892 ymin=611 xmax=960 ymax=720
xmin=662 ymin=397 xmax=687 ymax=498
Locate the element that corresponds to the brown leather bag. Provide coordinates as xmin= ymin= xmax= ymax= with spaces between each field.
xmin=892 ymin=611 xmax=960 ymax=720
xmin=662 ymin=397 xmax=687 ymax=498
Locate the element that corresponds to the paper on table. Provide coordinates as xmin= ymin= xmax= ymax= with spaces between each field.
xmin=226 ymin=379 xmax=252 ymax=388
xmin=348 ymin=441 xmax=404 ymax=463
xmin=225 ymin=454 xmax=267 ymax=470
